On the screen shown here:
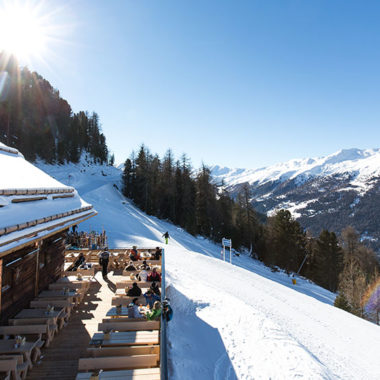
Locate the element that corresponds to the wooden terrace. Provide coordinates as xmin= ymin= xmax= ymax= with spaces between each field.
xmin=0 ymin=248 xmax=165 ymax=380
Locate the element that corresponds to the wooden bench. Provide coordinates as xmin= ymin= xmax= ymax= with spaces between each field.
xmin=63 ymin=267 xmax=95 ymax=277
xmin=75 ymin=367 xmax=160 ymax=379
xmin=90 ymin=331 xmax=159 ymax=347
xmin=49 ymin=282 xmax=88 ymax=291
xmin=98 ymin=321 xmax=159 ymax=332
xmin=0 ymin=355 xmax=28 ymax=380
xmin=115 ymin=282 xmax=151 ymax=290
xmin=111 ymin=297 xmax=146 ymax=307
xmin=86 ymin=345 xmax=159 ymax=358
xmin=0 ymin=325 xmax=54 ymax=348
xmin=77 ymin=354 xmax=159 ymax=372
xmin=102 ymin=318 xmax=149 ymax=323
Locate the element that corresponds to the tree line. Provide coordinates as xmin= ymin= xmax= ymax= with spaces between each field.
xmin=122 ymin=145 xmax=380 ymax=324
xmin=0 ymin=54 xmax=109 ymax=164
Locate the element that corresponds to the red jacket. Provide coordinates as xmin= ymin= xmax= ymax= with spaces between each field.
xmin=148 ymin=271 xmax=161 ymax=282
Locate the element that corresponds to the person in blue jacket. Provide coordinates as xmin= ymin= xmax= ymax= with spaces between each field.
xmin=143 ymin=289 xmax=160 ymax=308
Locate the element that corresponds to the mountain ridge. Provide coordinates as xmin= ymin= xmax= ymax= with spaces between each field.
xmin=211 ymin=148 xmax=380 ymax=253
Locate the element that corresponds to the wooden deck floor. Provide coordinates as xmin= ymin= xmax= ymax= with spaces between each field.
xmin=27 ymin=272 xmax=117 ymax=380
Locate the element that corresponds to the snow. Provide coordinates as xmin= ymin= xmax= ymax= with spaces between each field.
xmin=211 ymin=148 xmax=380 ymax=196
xmin=38 ymin=161 xmax=380 ymax=380
xmin=0 ymin=145 xmax=96 ymax=250
xmin=268 ymin=199 xmax=317 ymax=219
xmin=0 ymin=143 xmax=68 ymax=190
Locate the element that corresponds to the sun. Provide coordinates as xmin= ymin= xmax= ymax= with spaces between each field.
xmin=0 ymin=1 xmax=49 ymax=61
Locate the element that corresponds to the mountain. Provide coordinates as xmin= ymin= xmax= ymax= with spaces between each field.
xmin=211 ymin=148 xmax=380 ymax=253
xmin=37 ymin=160 xmax=380 ymax=379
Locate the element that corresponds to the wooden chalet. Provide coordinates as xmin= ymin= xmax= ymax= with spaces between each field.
xmin=0 ymin=143 xmax=97 ymax=322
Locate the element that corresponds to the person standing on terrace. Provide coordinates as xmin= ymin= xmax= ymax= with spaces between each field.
xmin=99 ymin=247 xmax=110 ymax=278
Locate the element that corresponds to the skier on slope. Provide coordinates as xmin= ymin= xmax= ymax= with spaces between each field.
xmin=162 ymin=231 xmax=170 ymax=244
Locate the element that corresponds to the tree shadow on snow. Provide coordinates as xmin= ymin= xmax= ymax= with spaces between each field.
xmin=166 ymin=286 xmax=238 ymax=380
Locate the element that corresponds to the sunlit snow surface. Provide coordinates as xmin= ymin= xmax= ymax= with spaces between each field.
xmin=0 ymin=146 xmax=94 ymax=251
xmin=39 ymin=161 xmax=380 ymax=380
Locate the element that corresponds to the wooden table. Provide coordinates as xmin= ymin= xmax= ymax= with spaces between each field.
xmin=15 ymin=308 xmax=63 ymax=322
xmin=38 ymin=290 xmax=79 ymax=304
xmin=55 ymin=276 xmax=90 ymax=290
xmin=89 ymin=331 xmax=159 ymax=347
xmin=14 ymin=308 xmax=64 ymax=329
xmin=0 ymin=339 xmax=35 ymax=370
xmin=106 ymin=307 xmax=130 ymax=318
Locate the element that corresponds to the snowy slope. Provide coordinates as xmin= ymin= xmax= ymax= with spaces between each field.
xmin=38 ymin=162 xmax=380 ymax=380
xmin=212 ymin=148 xmax=380 ymax=193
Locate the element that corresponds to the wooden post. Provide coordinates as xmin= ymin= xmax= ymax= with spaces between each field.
xmin=0 ymin=258 xmax=3 ymax=315
xmin=34 ymin=242 xmax=40 ymax=297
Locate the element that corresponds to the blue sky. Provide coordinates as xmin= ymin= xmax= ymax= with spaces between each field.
xmin=14 ymin=0 xmax=380 ymax=168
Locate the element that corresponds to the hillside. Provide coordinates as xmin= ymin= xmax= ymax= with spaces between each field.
xmin=37 ymin=161 xmax=380 ymax=379
xmin=212 ymin=148 xmax=380 ymax=253
xmin=0 ymin=55 xmax=108 ymax=164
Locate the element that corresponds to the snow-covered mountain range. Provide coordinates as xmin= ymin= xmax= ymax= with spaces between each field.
xmin=212 ymin=148 xmax=380 ymax=252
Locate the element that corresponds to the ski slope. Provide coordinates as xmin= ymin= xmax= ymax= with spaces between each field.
xmin=38 ymin=161 xmax=380 ymax=380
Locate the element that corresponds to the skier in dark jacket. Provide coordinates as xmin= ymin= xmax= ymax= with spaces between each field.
xmin=162 ymin=232 xmax=170 ymax=244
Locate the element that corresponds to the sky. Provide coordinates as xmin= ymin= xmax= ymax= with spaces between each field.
xmin=5 ymin=0 xmax=380 ymax=169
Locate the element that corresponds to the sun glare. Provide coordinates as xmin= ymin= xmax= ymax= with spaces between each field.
xmin=0 ymin=2 xmax=49 ymax=61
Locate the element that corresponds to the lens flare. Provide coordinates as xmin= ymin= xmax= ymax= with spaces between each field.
xmin=0 ymin=1 xmax=49 ymax=60
xmin=362 ymin=277 xmax=380 ymax=317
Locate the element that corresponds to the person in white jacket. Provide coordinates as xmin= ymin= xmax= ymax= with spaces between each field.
xmin=139 ymin=269 xmax=148 ymax=282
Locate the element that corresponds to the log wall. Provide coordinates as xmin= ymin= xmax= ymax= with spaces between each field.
xmin=0 ymin=231 xmax=66 ymax=323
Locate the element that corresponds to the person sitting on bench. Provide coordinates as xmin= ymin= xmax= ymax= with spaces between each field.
xmin=125 ymin=261 xmax=137 ymax=271
xmin=139 ymin=268 xmax=149 ymax=282
xmin=143 ymin=289 xmax=160 ymax=309
xmin=147 ymin=267 xmax=161 ymax=282
xmin=139 ymin=260 xmax=150 ymax=270
xmin=146 ymin=301 xmax=162 ymax=321
xmin=127 ymin=282 xmax=142 ymax=296
xmin=128 ymin=298 xmax=143 ymax=318
xmin=71 ymin=252 xmax=85 ymax=271
xmin=150 ymin=281 xmax=161 ymax=296
xmin=129 ymin=246 xmax=140 ymax=261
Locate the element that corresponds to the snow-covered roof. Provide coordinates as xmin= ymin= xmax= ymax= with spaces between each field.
xmin=0 ymin=143 xmax=97 ymax=256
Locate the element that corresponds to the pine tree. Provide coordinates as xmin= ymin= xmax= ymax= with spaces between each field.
xmin=334 ymin=292 xmax=352 ymax=312
xmin=109 ymin=153 xmax=115 ymax=166
xmin=160 ymin=149 xmax=176 ymax=220
xmin=313 ymin=230 xmax=343 ymax=292
xmin=122 ymin=158 xmax=134 ymax=198
xmin=265 ymin=209 xmax=306 ymax=273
